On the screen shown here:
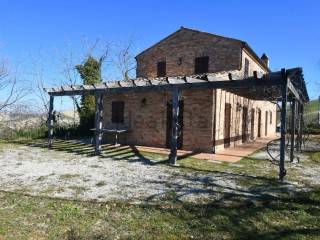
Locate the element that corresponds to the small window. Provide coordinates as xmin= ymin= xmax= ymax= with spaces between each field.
xmin=112 ymin=101 xmax=124 ymax=123
xmin=195 ymin=56 xmax=209 ymax=74
xmin=157 ymin=61 xmax=166 ymax=77
xmin=270 ymin=111 xmax=272 ymax=124
xmin=244 ymin=58 xmax=250 ymax=78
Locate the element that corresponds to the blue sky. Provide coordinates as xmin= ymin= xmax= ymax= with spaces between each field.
xmin=0 ymin=0 xmax=319 ymax=110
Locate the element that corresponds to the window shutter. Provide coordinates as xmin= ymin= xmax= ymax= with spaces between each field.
xmin=195 ymin=56 xmax=209 ymax=74
xmin=157 ymin=61 xmax=166 ymax=77
xmin=112 ymin=101 xmax=124 ymax=123
xmin=244 ymin=58 xmax=250 ymax=78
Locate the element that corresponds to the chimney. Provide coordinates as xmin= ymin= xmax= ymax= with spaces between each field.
xmin=261 ymin=53 xmax=269 ymax=68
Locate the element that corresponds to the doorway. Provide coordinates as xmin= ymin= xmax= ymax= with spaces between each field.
xmin=258 ymin=109 xmax=262 ymax=138
xmin=224 ymin=103 xmax=231 ymax=148
xmin=242 ymin=107 xmax=248 ymax=143
xmin=166 ymin=100 xmax=184 ymax=149
xmin=250 ymin=109 xmax=255 ymax=140
xmin=265 ymin=111 xmax=268 ymax=136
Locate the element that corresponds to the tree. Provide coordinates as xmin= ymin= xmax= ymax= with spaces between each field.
xmin=76 ymin=56 xmax=104 ymax=130
xmin=112 ymin=39 xmax=136 ymax=80
xmin=0 ymin=60 xmax=28 ymax=112
xmin=59 ymin=39 xmax=109 ymax=125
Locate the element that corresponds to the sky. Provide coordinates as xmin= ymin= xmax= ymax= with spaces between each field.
xmin=0 ymin=0 xmax=319 ymax=111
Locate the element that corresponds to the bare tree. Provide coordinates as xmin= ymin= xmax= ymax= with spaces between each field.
xmin=33 ymin=66 xmax=49 ymax=113
xmin=58 ymin=39 xmax=109 ymax=124
xmin=112 ymin=39 xmax=136 ymax=80
xmin=60 ymin=49 xmax=82 ymax=123
xmin=0 ymin=60 xmax=28 ymax=112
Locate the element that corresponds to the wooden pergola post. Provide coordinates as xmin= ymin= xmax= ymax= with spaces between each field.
xmin=169 ymin=87 xmax=181 ymax=165
xmin=290 ymin=99 xmax=296 ymax=162
xmin=295 ymin=101 xmax=301 ymax=152
xmin=299 ymin=104 xmax=304 ymax=152
xmin=48 ymin=95 xmax=54 ymax=148
xmin=279 ymin=80 xmax=288 ymax=181
xmin=94 ymin=93 xmax=104 ymax=155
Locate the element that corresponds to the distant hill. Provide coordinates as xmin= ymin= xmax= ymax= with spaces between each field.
xmin=305 ymin=99 xmax=319 ymax=114
xmin=304 ymin=99 xmax=319 ymax=126
xmin=0 ymin=109 xmax=79 ymax=131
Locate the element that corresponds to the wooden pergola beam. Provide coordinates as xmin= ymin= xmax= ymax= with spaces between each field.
xmin=46 ymin=76 xmax=285 ymax=98
xmin=287 ymin=78 xmax=301 ymax=103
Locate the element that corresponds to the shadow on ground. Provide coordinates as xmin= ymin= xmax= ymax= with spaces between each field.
xmin=4 ymin=138 xmax=320 ymax=239
xmin=11 ymin=138 xmax=310 ymax=202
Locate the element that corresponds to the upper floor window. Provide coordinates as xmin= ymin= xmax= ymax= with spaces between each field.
xmin=112 ymin=101 xmax=125 ymax=123
xmin=270 ymin=111 xmax=272 ymax=124
xmin=244 ymin=58 xmax=250 ymax=78
xmin=195 ymin=56 xmax=209 ymax=74
xmin=157 ymin=61 xmax=166 ymax=77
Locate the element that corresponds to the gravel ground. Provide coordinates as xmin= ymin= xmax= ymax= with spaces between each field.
xmin=0 ymin=142 xmax=318 ymax=203
xmin=0 ymin=144 xmax=242 ymax=203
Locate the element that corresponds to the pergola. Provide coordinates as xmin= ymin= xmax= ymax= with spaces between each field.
xmin=45 ymin=67 xmax=309 ymax=181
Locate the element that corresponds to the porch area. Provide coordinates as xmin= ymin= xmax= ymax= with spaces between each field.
xmin=136 ymin=135 xmax=278 ymax=163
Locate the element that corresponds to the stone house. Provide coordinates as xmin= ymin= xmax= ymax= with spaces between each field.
xmin=103 ymin=27 xmax=277 ymax=153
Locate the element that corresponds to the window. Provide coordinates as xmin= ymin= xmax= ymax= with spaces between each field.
xmin=270 ymin=111 xmax=272 ymax=124
xmin=112 ymin=101 xmax=124 ymax=123
xmin=244 ymin=58 xmax=250 ymax=78
xmin=157 ymin=61 xmax=166 ymax=77
xmin=195 ymin=56 xmax=209 ymax=74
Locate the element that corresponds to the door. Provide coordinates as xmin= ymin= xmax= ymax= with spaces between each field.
xmin=242 ymin=107 xmax=248 ymax=143
xmin=166 ymin=100 xmax=184 ymax=149
xmin=258 ymin=109 xmax=261 ymax=138
xmin=224 ymin=103 xmax=231 ymax=148
xmin=265 ymin=111 xmax=268 ymax=136
xmin=250 ymin=109 xmax=255 ymax=140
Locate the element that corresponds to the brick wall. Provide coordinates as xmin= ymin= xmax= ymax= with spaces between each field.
xmin=214 ymin=49 xmax=276 ymax=152
xmin=136 ymin=28 xmax=242 ymax=78
xmin=214 ymin=89 xmax=277 ymax=152
xmin=102 ymin=28 xmax=277 ymax=153
xmin=102 ymin=89 xmax=215 ymax=152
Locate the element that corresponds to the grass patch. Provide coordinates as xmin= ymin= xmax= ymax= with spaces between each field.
xmin=95 ymin=181 xmax=106 ymax=187
xmin=310 ymin=152 xmax=320 ymax=163
xmin=90 ymin=164 xmax=100 ymax=168
xmin=59 ymin=174 xmax=80 ymax=180
xmin=305 ymin=99 xmax=319 ymax=113
xmin=68 ymin=186 xmax=88 ymax=195
xmin=0 ymin=189 xmax=319 ymax=239
xmin=0 ymin=139 xmax=320 ymax=238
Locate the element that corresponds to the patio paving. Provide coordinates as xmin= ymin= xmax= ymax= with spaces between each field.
xmin=136 ymin=135 xmax=278 ymax=163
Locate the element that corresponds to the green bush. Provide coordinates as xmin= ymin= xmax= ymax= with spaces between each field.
xmin=305 ymin=123 xmax=320 ymax=134
xmin=14 ymin=125 xmax=48 ymax=139
xmin=0 ymin=124 xmax=94 ymax=141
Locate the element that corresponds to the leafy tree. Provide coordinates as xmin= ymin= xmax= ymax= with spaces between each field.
xmin=76 ymin=56 xmax=103 ymax=131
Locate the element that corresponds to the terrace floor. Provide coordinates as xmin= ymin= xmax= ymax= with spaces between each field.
xmin=136 ymin=135 xmax=278 ymax=163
